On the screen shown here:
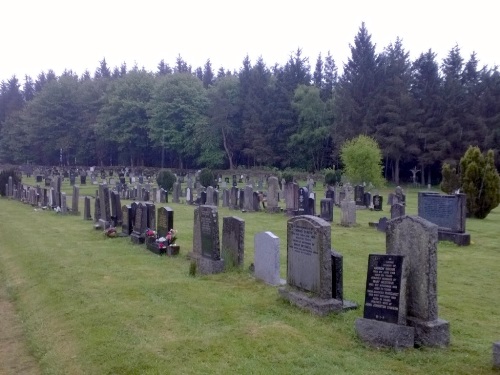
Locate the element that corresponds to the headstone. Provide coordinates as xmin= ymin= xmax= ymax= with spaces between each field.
xmin=121 ymin=205 xmax=133 ymax=235
xmin=200 ymin=190 xmax=207 ymax=205
xmin=94 ymin=196 xmax=101 ymax=223
xmin=230 ymin=187 xmax=238 ymax=210
xmin=98 ymin=184 xmax=111 ymax=224
xmin=238 ymin=189 xmax=244 ymax=210
xmin=131 ymin=202 xmax=147 ymax=244
xmin=83 ymin=197 xmax=92 ymax=220
xmin=354 ymin=185 xmax=365 ymax=206
xmin=386 ymin=215 xmax=450 ymax=347
xmin=70 ymin=185 xmax=80 ymax=215
xmin=221 ymin=216 xmax=245 ymax=269
xmin=146 ymin=202 xmax=156 ymax=231
xmin=60 ymin=192 xmax=68 ymax=214
xmin=252 ymin=191 xmax=261 ymax=212
xmin=285 ymin=182 xmax=299 ymax=215
xmin=417 ymin=192 xmax=470 ymax=246
xmin=266 ymin=176 xmax=280 ymax=213
xmin=206 ymin=186 xmax=214 ymax=206
xmin=297 ymin=187 xmax=309 ymax=215
xmin=355 ymin=254 xmax=413 ymax=348
xmin=157 ymin=206 xmax=174 ymax=238
xmin=390 ymin=203 xmax=405 ymax=219
xmin=254 ymin=231 xmax=283 ymax=286
xmin=278 ymin=215 xmax=352 ymax=315
xmin=244 ymin=185 xmax=254 ymax=211
xmin=222 ymin=189 xmax=229 ymax=207
xmin=373 ymin=195 xmax=383 ymax=211
xmin=340 ymin=200 xmax=356 ymax=227
xmin=320 ymin=198 xmax=334 ymax=222
xmin=363 ymin=192 xmax=372 ymax=208
xmin=80 ymin=175 xmax=86 ymax=185
xmin=191 ymin=205 xmax=224 ymax=275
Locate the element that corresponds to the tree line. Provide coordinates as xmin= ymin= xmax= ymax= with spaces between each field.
xmin=1 ymin=23 xmax=499 ymax=184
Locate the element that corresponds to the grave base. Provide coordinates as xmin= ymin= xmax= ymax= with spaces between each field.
xmin=493 ymin=342 xmax=500 ymax=369
xmin=278 ymin=287 xmax=348 ymax=316
xmin=193 ymin=254 xmax=225 ymax=275
xmin=130 ymin=231 xmax=145 ymax=244
xmin=407 ymin=317 xmax=450 ymax=347
xmin=438 ymin=230 xmax=470 ymax=246
xmin=355 ymin=318 xmax=415 ymax=349
xmin=266 ymin=206 xmax=281 ymax=213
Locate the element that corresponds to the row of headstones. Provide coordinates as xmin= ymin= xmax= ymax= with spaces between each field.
xmin=372 ymin=191 xmax=471 ymax=246
xmin=188 ymin=204 xmax=450 ymax=349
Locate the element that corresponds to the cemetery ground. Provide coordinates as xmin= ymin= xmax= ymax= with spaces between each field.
xmin=0 ymin=181 xmax=499 ymax=374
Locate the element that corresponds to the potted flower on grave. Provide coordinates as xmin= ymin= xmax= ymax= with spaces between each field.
xmin=166 ymin=229 xmax=180 ymax=256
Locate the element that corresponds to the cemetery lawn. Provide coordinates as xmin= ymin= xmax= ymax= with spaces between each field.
xmin=0 ymin=188 xmax=499 ymax=375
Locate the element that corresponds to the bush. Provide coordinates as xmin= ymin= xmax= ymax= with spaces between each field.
xmin=156 ymin=169 xmax=176 ymax=191
xmin=0 ymin=168 xmax=21 ymax=197
xmin=324 ymin=168 xmax=342 ymax=186
xmin=281 ymin=172 xmax=294 ymax=184
xmin=460 ymin=146 xmax=500 ymax=219
xmin=440 ymin=163 xmax=460 ymax=194
xmin=199 ymin=168 xmax=215 ymax=188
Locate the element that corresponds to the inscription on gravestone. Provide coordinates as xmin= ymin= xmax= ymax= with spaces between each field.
xmin=363 ymin=254 xmax=406 ymax=324
xmin=288 ymin=222 xmax=320 ymax=293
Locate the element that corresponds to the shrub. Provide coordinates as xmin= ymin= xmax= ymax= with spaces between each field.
xmin=156 ymin=169 xmax=176 ymax=191
xmin=0 ymin=168 xmax=21 ymax=197
xmin=324 ymin=168 xmax=342 ymax=186
xmin=199 ymin=168 xmax=215 ymax=188
xmin=460 ymin=146 xmax=500 ymax=219
xmin=281 ymin=172 xmax=294 ymax=184
xmin=440 ymin=163 xmax=460 ymax=194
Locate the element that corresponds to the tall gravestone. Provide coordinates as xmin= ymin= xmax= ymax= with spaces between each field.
xmin=71 ymin=185 xmax=80 ymax=215
xmin=191 ymin=205 xmax=224 ymax=275
xmin=83 ymin=196 xmax=92 ymax=220
xmin=354 ymin=185 xmax=365 ymax=206
xmin=266 ymin=176 xmax=281 ymax=213
xmin=244 ymin=185 xmax=254 ymax=211
xmin=254 ymin=231 xmax=283 ymax=286
xmin=278 ymin=215 xmax=355 ymax=315
xmin=157 ymin=206 xmax=174 ymax=238
xmin=229 ymin=186 xmax=238 ymax=210
xmin=121 ymin=205 xmax=133 ymax=236
xmin=221 ymin=216 xmax=245 ymax=269
xmin=390 ymin=203 xmax=405 ymax=219
xmin=355 ymin=253 xmax=413 ymax=348
xmin=386 ymin=215 xmax=450 ymax=347
xmin=131 ymin=202 xmax=147 ymax=244
xmin=373 ymin=194 xmax=383 ymax=211
xmin=206 ymin=186 xmax=214 ymax=205
xmin=284 ymin=182 xmax=299 ymax=216
xmin=60 ymin=192 xmax=68 ymax=214
xmin=417 ymin=192 xmax=470 ymax=246
xmin=98 ymin=184 xmax=111 ymax=229
xmin=320 ymin=198 xmax=334 ymax=222
xmin=297 ymin=187 xmax=309 ymax=215
xmin=94 ymin=196 xmax=101 ymax=224
xmin=340 ymin=200 xmax=356 ymax=227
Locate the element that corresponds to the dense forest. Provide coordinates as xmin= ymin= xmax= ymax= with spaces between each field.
xmin=1 ymin=23 xmax=499 ymax=184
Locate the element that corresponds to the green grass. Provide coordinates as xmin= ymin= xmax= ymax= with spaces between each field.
xmin=0 ymin=182 xmax=499 ymax=374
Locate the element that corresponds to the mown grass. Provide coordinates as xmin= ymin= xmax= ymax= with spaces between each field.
xmin=0 ymin=182 xmax=499 ymax=374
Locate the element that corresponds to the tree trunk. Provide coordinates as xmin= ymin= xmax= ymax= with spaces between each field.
xmin=394 ymin=157 xmax=400 ymax=185
xmin=420 ymin=164 xmax=426 ymax=185
xmin=221 ymin=126 xmax=234 ymax=170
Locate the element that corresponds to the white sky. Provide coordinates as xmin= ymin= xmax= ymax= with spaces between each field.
xmin=1 ymin=0 xmax=498 ymax=84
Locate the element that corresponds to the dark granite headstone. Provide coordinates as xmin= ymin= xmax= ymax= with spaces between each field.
xmin=131 ymin=203 xmax=147 ymax=244
xmin=373 ymin=195 xmax=383 ymax=211
xmin=83 ymin=196 xmax=92 ymax=220
xmin=320 ymin=198 xmax=333 ymax=222
xmin=221 ymin=216 xmax=245 ymax=269
xmin=331 ymin=250 xmax=343 ymax=300
xmin=157 ymin=206 xmax=174 ymax=238
xmin=122 ymin=205 xmax=132 ymax=235
xmin=354 ymin=185 xmax=365 ymax=206
xmin=200 ymin=205 xmax=220 ymax=260
xmin=297 ymin=187 xmax=309 ymax=215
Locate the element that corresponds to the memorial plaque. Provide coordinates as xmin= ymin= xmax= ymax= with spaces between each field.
xmin=363 ymin=254 xmax=406 ymax=324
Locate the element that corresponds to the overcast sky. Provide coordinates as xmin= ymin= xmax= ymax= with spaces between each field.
xmin=1 ymin=0 xmax=498 ymax=84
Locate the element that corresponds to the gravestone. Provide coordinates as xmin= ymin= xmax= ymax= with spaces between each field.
xmin=340 ymin=200 xmax=356 ymax=227
xmin=206 ymin=186 xmax=214 ymax=205
xmin=354 ymin=185 xmax=365 ymax=206
xmin=278 ymin=215 xmax=354 ymax=315
xmin=373 ymin=195 xmax=383 ymax=211
xmin=390 ymin=203 xmax=405 ymax=219
xmin=355 ymin=254 xmax=413 ymax=348
xmin=325 ymin=188 xmax=335 ymax=202
xmin=244 ymin=185 xmax=254 ymax=211
xmin=146 ymin=202 xmax=156 ymax=231
xmin=60 ymin=192 xmax=68 ymax=214
xmin=238 ymin=189 xmax=244 ymax=210
xmin=83 ymin=196 xmax=92 ymax=220
xmin=131 ymin=202 xmax=147 ymax=244
xmin=308 ymin=193 xmax=315 ymax=216
xmin=98 ymin=184 xmax=111 ymax=226
xmin=186 ymin=187 xmax=192 ymax=204
xmin=285 ymin=182 xmax=299 ymax=216
xmin=266 ymin=176 xmax=281 ymax=213
xmin=94 ymin=196 xmax=101 ymax=224
xmin=121 ymin=205 xmax=133 ymax=235
xmin=386 ymin=215 xmax=450 ymax=347
xmin=417 ymin=192 xmax=470 ymax=246
xmin=297 ymin=187 xmax=309 ymax=215
xmin=222 ymin=189 xmax=229 ymax=207
xmin=221 ymin=216 xmax=245 ymax=269
xmin=364 ymin=192 xmax=372 ymax=208
xmin=252 ymin=191 xmax=261 ymax=212
xmin=191 ymin=205 xmax=224 ymax=275
xmin=254 ymin=231 xmax=283 ymax=286
xmin=320 ymin=198 xmax=333 ymax=222
xmin=157 ymin=206 xmax=174 ymax=238
xmin=70 ymin=185 xmax=80 ymax=215
xmin=230 ymin=186 xmax=238 ymax=210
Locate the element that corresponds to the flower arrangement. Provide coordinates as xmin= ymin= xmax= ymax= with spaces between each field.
xmin=104 ymin=227 xmax=117 ymax=238
xmin=166 ymin=229 xmax=178 ymax=245
xmin=145 ymin=228 xmax=156 ymax=238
